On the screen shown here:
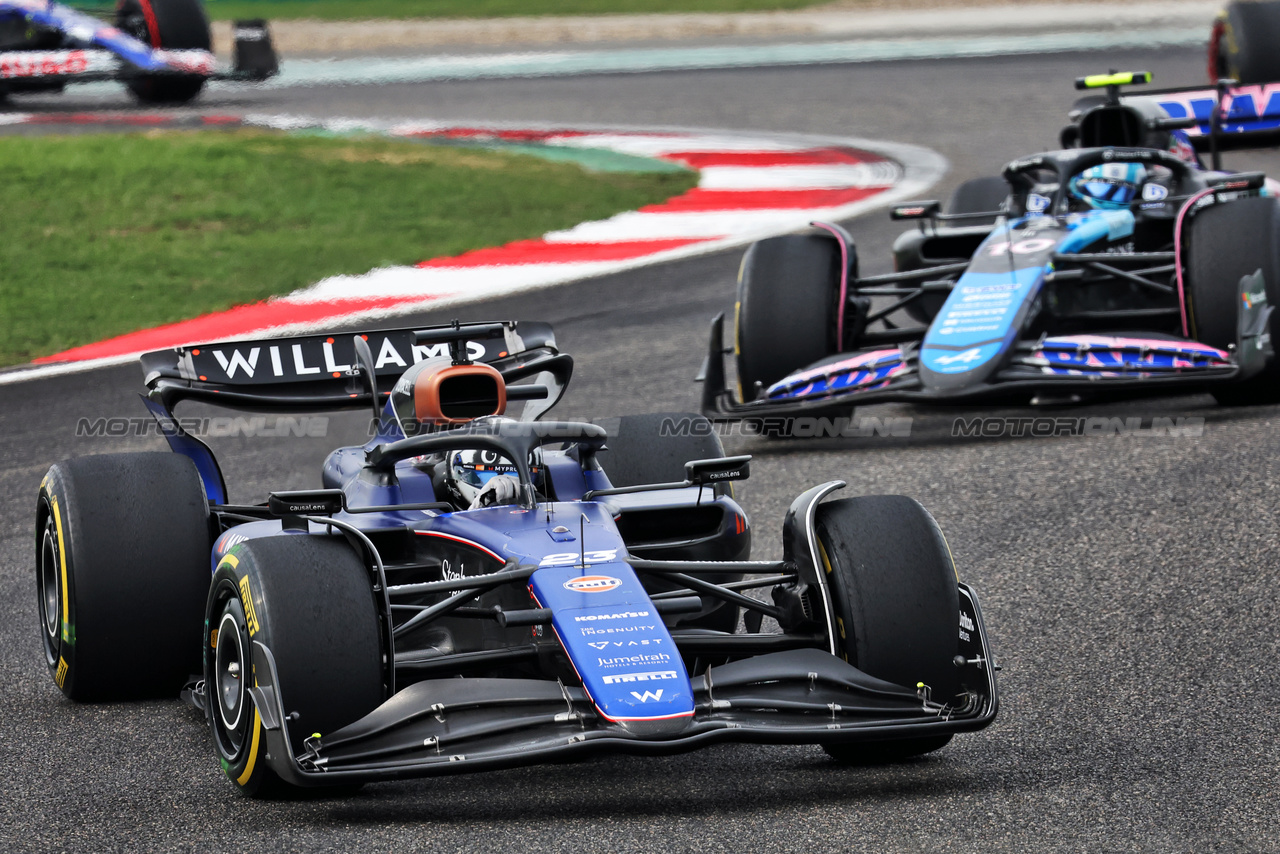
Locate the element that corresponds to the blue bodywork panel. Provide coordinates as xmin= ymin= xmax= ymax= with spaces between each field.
xmin=531 ymin=562 xmax=693 ymax=724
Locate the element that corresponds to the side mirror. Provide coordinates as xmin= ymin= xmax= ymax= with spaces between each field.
xmin=268 ymin=489 xmax=346 ymax=517
xmin=685 ymin=455 xmax=751 ymax=486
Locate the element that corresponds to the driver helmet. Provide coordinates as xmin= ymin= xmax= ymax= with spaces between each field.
xmin=445 ymin=445 xmax=542 ymax=509
xmin=1068 ymin=162 xmax=1148 ymax=210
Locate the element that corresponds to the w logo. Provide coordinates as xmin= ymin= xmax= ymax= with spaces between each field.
xmin=630 ymin=689 xmax=663 ymax=703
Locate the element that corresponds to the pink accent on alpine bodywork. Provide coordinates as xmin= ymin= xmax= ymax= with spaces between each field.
xmin=777 ymin=348 xmax=904 ymax=388
xmin=1029 ymin=334 xmax=1233 ymax=376
xmin=809 ymin=221 xmax=852 ymax=348
xmin=1173 ymin=187 xmax=1218 ymax=336
xmin=1038 ymin=334 xmax=1231 ymax=357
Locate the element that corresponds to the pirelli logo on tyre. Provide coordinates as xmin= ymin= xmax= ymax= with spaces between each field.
xmin=238 ymin=576 xmax=260 ymax=637
xmin=55 ymin=656 xmax=68 ymax=688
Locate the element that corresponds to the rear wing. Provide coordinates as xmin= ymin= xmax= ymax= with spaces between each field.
xmin=1064 ymin=70 xmax=1280 ymax=169
xmin=141 ymin=320 xmax=571 ymax=416
xmin=1133 ymin=82 xmax=1280 ymax=151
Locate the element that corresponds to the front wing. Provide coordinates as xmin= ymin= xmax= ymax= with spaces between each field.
xmin=240 ymin=584 xmax=996 ymax=784
xmin=701 ymin=303 xmax=1268 ymax=420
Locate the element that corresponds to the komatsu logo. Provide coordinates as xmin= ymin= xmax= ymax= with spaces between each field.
xmin=575 ymin=610 xmax=649 ymax=622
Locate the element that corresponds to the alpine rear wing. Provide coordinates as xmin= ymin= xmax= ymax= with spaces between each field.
xmin=141 ymin=320 xmax=572 ymax=416
xmin=1131 ymin=81 xmax=1280 ymax=156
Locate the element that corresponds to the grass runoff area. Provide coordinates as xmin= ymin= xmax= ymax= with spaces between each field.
xmin=200 ymin=0 xmax=832 ymax=22
xmin=0 ymin=129 xmax=695 ymax=366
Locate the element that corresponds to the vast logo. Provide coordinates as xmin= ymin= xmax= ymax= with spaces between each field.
xmin=562 ymin=575 xmax=622 ymax=593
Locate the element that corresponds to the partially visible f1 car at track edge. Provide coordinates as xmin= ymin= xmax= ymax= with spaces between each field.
xmin=701 ymin=80 xmax=1280 ymax=423
xmin=1210 ymin=0 xmax=1280 ymax=86
xmin=34 ymin=319 xmax=996 ymax=795
xmin=0 ymin=0 xmax=277 ymax=104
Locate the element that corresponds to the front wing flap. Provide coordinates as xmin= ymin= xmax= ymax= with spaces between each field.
xmin=700 ymin=312 xmax=1252 ymax=422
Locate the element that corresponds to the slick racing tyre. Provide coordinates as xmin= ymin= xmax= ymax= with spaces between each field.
xmin=35 ymin=453 xmax=211 ymax=701
xmin=596 ymin=412 xmax=743 ymax=634
xmin=116 ymin=0 xmax=212 ymax=104
xmin=1210 ymin=1 xmax=1280 ymax=85
xmin=207 ymin=535 xmax=384 ymax=797
xmin=596 ymin=411 xmax=726 ymax=491
xmin=814 ymin=495 xmax=959 ymax=763
xmin=1185 ymin=195 xmax=1280 ymax=405
xmin=734 ymin=233 xmax=842 ymax=401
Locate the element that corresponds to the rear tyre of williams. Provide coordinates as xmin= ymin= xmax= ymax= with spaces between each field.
xmin=35 ymin=453 xmax=211 ymax=701
xmin=595 ymin=411 xmax=726 ymax=489
xmin=1210 ymin=1 xmax=1280 ymax=85
xmin=815 ymin=495 xmax=959 ymax=763
xmin=1185 ymin=196 xmax=1280 ymax=405
xmin=734 ymin=234 xmax=841 ymax=401
xmin=116 ymin=0 xmax=212 ymax=104
xmin=596 ymin=411 xmax=742 ymax=632
xmin=206 ymin=536 xmax=384 ymax=796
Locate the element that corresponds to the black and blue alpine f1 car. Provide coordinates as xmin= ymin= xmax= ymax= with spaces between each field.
xmin=35 ymin=320 xmax=996 ymax=795
xmin=0 ymin=0 xmax=276 ymax=103
xmin=702 ymin=74 xmax=1280 ymax=424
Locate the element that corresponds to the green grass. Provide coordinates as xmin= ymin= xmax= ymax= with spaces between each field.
xmin=0 ymin=130 xmax=695 ymax=366
xmin=199 ymin=0 xmax=831 ymax=22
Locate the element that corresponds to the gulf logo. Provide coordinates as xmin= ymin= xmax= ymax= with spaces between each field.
xmin=563 ymin=575 xmax=622 ymax=593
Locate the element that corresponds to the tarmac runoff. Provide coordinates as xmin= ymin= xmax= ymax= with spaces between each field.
xmin=224 ymin=28 xmax=1208 ymax=90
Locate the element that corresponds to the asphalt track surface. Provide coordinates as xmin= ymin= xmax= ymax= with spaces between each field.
xmin=5 ymin=47 xmax=1280 ymax=852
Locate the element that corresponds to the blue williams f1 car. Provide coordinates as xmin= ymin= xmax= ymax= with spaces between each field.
xmin=35 ymin=320 xmax=996 ymax=795
xmin=703 ymin=78 xmax=1280 ymax=423
xmin=0 ymin=0 xmax=277 ymax=104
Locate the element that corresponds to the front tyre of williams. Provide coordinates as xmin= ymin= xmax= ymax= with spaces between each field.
xmin=205 ymin=536 xmax=384 ymax=796
xmin=816 ymin=495 xmax=960 ymax=763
